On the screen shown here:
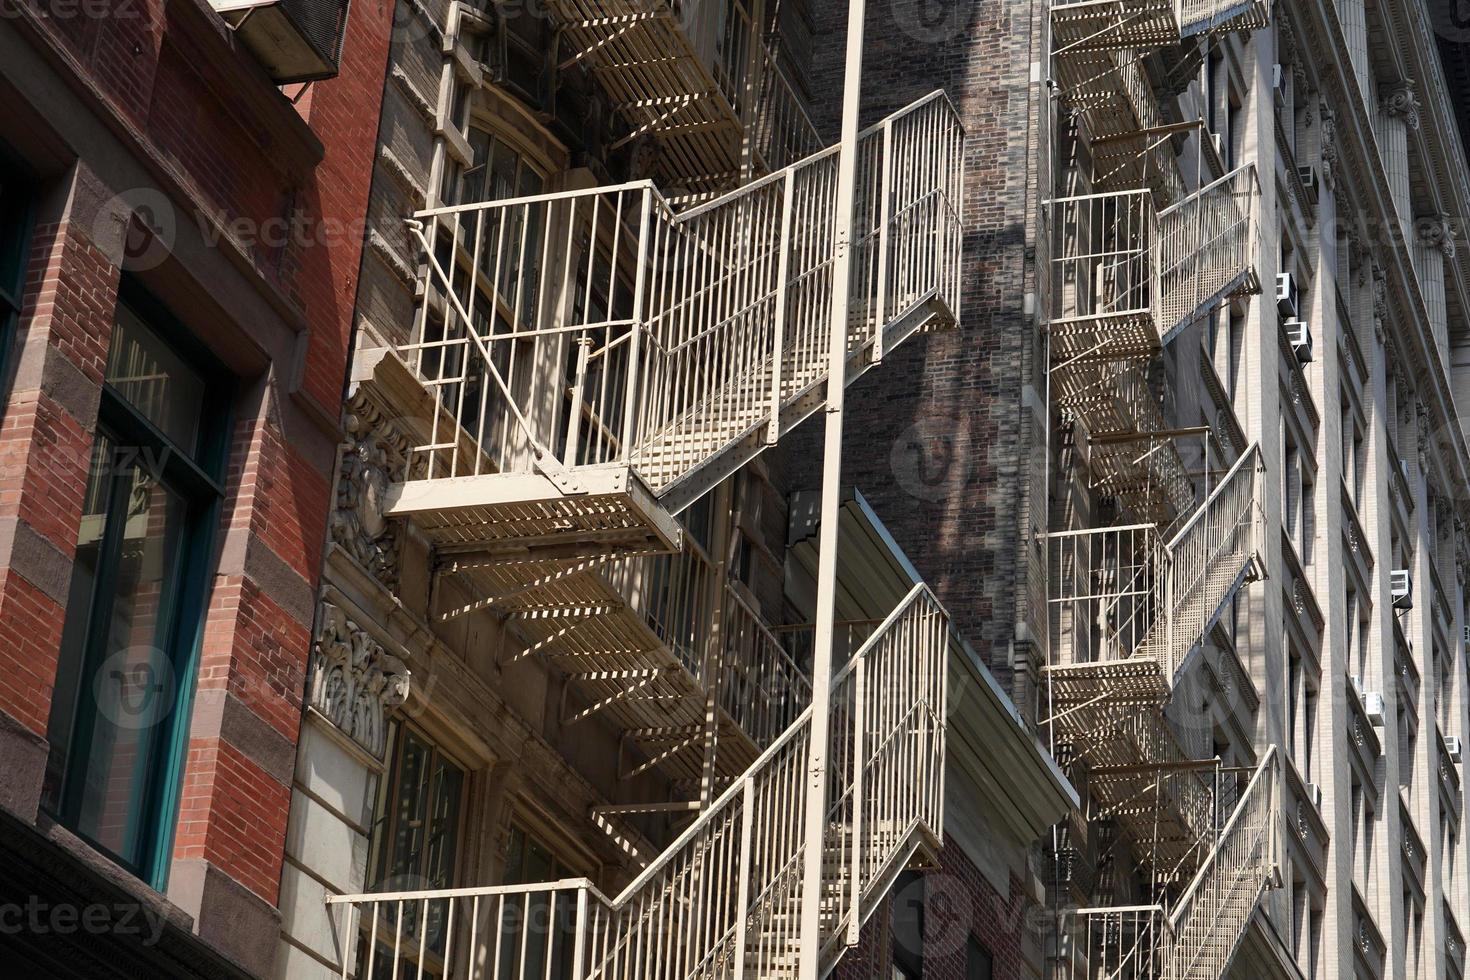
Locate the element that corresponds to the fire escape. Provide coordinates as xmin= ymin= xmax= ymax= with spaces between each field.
xmin=1043 ymin=2 xmax=1281 ymax=978
xmin=333 ymin=3 xmax=966 ymax=977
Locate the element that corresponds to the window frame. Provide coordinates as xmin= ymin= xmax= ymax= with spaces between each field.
xmin=0 ymin=150 xmax=35 ymax=399
xmin=46 ymin=279 xmax=231 ymax=889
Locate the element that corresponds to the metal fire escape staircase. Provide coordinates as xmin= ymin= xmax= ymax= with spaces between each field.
xmin=376 ymin=91 xmax=959 ymax=798
xmin=1047 ymin=164 xmax=1260 ymax=524
xmin=327 ymin=584 xmax=951 ymax=980
xmin=389 ymin=89 xmax=960 ymax=562
xmin=1045 ymin=445 xmax=1266 ymax=876
xmin=548 ymin=0 xmax=824 ymax=191
xmin=1056 ymin=746 xmax=1282 ymax=980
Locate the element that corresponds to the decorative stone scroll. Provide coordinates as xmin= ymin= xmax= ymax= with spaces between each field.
xmin=309 ymin=602 xmax=411 ymax=759
xmin=1380 ymin=80 xmax=1422 ymax=132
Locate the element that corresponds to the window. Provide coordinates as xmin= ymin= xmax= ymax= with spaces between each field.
xmin=498 ymin=822 xmax=583 ymax=980
xmin=369 ymin=724 xmax=466 ymax=893
xmin=891 ymin=871 xmax=924 ymax=979
xmin=42 ymin=285 xmax=229 ymax=887
xmin=967 ymin=936 xmax=994 ymax=980
xmin=0 ymin=153 xmax=31 ymax=386
xmin=362 ymin=723 xmax=467 ymax=978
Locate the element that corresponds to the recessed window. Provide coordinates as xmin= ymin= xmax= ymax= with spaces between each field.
xmin=0 ymin=152 xmax=32 ymax=389
xmin=361 ymin=723 xmax=467 ymax=977
xmin=43 ymin=284 xmax=229 ymax=888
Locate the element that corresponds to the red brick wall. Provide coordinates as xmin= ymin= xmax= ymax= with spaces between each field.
xmin=0 ymin=0 xmax=395 ymax=939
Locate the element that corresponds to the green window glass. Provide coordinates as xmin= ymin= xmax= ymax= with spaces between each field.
xmin=43 ymin=284 xmax=229 ymax=888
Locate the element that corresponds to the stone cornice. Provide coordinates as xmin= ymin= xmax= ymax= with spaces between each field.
xmin=1290 ymin=0 xmax=1470 ymax=528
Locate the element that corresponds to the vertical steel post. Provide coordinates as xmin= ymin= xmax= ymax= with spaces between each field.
xmin=798 ymin=1 xmax=866 ymax=975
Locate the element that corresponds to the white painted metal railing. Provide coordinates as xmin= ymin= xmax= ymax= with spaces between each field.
xmin=1156 ymin=165 xmax=1259 ymax=340
xmin=1048 ymin=167 xmax=1258 ymax=361
xmin=1163 ymin=747 xmax=1280 ymax=980
xmin=1048 ymin=444 xmax=1263 ymax=685
xmin=325 ymin=584 xmax=949 ymax=980
xmin=1049 ymin=0 xmax=1268 ymax=54
xmin=1053 ymin=750 xmax=1278 ymax=980
xmin=1150 ymin=444 xmax=1264 ymax=680
xmin=1055 ymin=904 xmax=1171 ymax=980
xmin=400 ymin=91 xmax=962 ymax=508
xmin=607 ymin=536 xmax=810 ymax=750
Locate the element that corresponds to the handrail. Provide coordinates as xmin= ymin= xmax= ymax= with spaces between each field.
xmin=321 ymin=584 xmax=948 ymax=980
xmin=399 ymin=91 xmax=964 ymax=495
xmin=1164 ymin=442 xmax=1262 ymax=551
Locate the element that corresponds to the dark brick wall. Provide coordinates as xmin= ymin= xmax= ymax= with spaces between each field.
xmin=831 ymin=833 xmax=1036 ymax=980
xmin=788 ymin=0 xmax=1050 ymax=715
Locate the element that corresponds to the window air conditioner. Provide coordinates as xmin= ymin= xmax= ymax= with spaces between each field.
xmin=1277 ymin=272 xmax=1300 ymax=318
xmin=1447 ymin=737 xmax=1463 ymax=763
xmin=1297 ymin=166 xmax=1319 ymax=204
xmin=1307 ymin=783 xmax=1323 ymax=808
xmin=1364 ymin=691 xmax=1386 ymax=725
xmin=1287 ymin=319 xmax=1314 ymax=363
xmin=212 ymin=0 xmax=349 ymax=83
xmin=1273 ymin=64 xmax=1287 ymax=107
xmin=1391 ymin=569 xmax=1414 ymax=609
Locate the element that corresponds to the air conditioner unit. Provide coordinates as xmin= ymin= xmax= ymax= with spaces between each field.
xmin=1212 ymin=131 xmax=1228 ymax=161
xmin=1391 ymin=569 xmax=1414 ymax=609
xmin=1277 ymin=272 xmax=1300 ymax=318
xmin=1448 ymin=737 xmax=1464 ymax=763
xmin=1297 ymin=166 xmax=1319 ymax=204
xmin=1364 ymin=691 xmax=1386 ymax=725
xmin=212 ymin=0 xmax=350 ymax=83
xmin=1287 ymin=319 xmax=1314 ymax=363
xmin=1307 ymin=782 xmax=1323 ymax=808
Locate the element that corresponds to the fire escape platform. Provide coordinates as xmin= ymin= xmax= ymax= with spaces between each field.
xmin=1049 ymin=310 xmax=1161 ymax=364
xmin=385 ymin=465 xmax=684 ymax=562
xmin=1051 ymin=0 xmax=1183 ymax=54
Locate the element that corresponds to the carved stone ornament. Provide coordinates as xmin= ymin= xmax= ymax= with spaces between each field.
xmin=1320 ymin=106 xmax=1338 ymax=189
xmin=1296 ymin=800 xmax=1309 ymax=840
xmin=1415 ymin=215 xmax=1458 ymax=259
xmin=1293 ymin=579 xmax=1307 ymax=616
xmin=309 ymin=602 xmax=411 ymax=759
xmin=1380 ymin=80 xmax=1422 ymax=132
xmin=1371 ymin=266 xmax=1389 ymax=337
xmin=332 ymin=392 xmax=413 ymax=589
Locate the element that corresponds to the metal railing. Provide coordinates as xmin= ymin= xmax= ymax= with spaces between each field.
xmin=1055 ymin=905 xmax=1172 ymax=980
xmin=606 ymin=536 xmax=810 ymax=751
xmin=1047 ymin=167 xmax=1259 ymax=359
xmin=1048 ymin=444 xmax=1262 ymax=689
xmin=1049 ymin=523 xmax=1167 ymax=668
xmin=1049 ymin=0 xmax=1267 ymax=55
xmin=324 ymin=584 xmax=949 ymax=980
xmin=1151 ymin=444 xmax=1263 ymax=679
xmin=1156 ymin=165 xmax=1259 ymax=338
xmin=1164 ymin=747 xmax=1280 ymax=980
xmin=1047 ymin=188 xmax=1161 ymax=358
xmin=400 ymin=91 xmax=962 ymax=501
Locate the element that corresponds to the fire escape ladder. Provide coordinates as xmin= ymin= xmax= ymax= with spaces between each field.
xmin=387 ymin=90 xmax=962 ymax=563
xmin=327 ymin=583 xmax=951 ymax=980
